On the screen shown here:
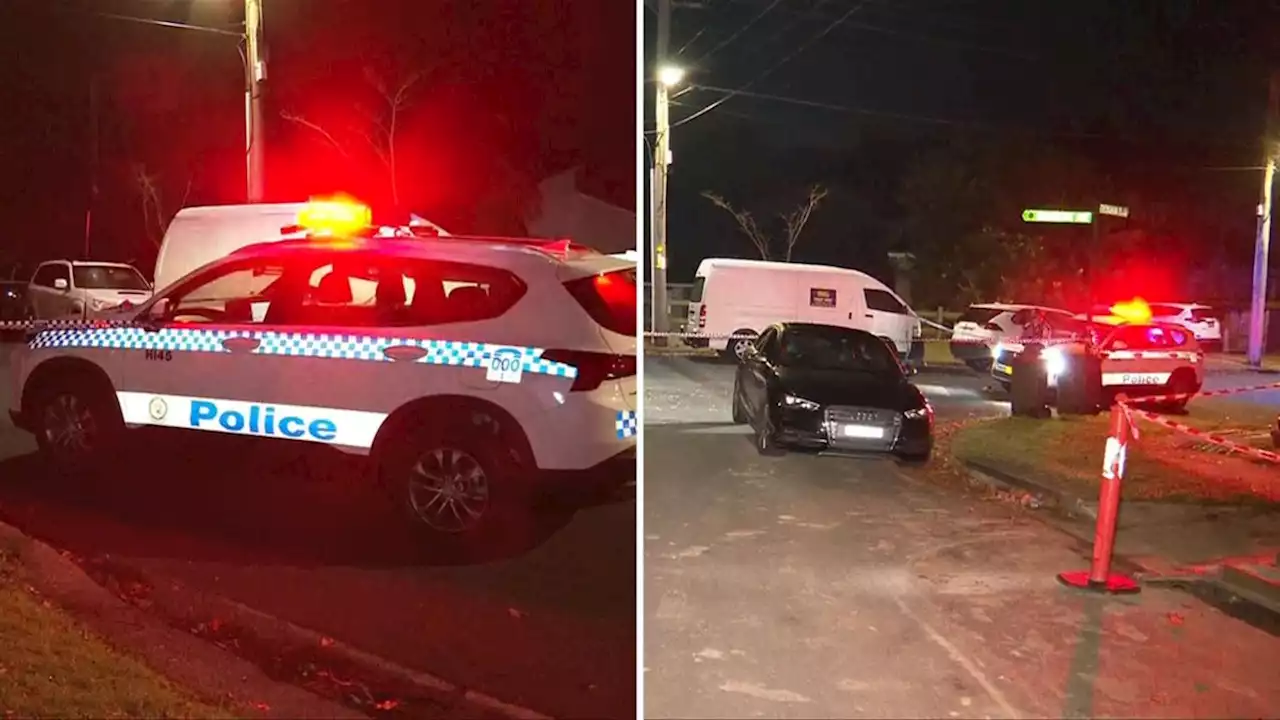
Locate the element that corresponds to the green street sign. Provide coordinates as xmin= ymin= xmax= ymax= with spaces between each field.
xmin=1021 ymin=209 xmax=1093 ymax=224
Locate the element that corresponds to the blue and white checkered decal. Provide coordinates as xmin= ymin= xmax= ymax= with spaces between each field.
xmin=28 ymin=326 xmax=578 ymax=380
xmin=615 ymin=410 xmax=638 ymax=439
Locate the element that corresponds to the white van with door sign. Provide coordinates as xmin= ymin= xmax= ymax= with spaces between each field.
xmin=685 ymin=258 xmax=922 ymax=363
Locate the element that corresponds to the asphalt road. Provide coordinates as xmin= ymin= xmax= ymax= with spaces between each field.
xmin=644 ymin=357 xmax=1280 ymax=719
xmin=0 ymin=344 xmax=636 ymax=719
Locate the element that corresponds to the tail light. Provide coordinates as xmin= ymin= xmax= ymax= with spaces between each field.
xmin=541 ymin=350 xmax=636 ymax=392
xmin=563 ymin=270 xmax=636 ymax=337
xmin=698 ymin=304 xmax=707 ymax=329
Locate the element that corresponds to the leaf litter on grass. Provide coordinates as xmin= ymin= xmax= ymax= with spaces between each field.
xmin=0 ymin=558 xmax=231 ymax=719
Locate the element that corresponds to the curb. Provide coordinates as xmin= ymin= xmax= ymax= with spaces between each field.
xmin=956 ymin=454 xmax=1280 ymax=630
xmin=960 ymin=459 xmax=1098 ymax=521
xmin=0 ymin=521 xmax=365 ymax=719
xmin=100 ymin=558 xmax=552 ymax=720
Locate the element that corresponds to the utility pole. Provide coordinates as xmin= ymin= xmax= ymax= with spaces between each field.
xmin=85 ymin=73 xmax=99 ymax=259
xmin=651 ymin=0 xmax=672 ymax=340
xmin=1247 ymin=71 xmax=1279 ymax=367
xmin=245 ymin=0 xmax=266 ymax=202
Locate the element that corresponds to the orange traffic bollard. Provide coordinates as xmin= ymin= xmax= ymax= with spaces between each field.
xmin=1057 ymin=394 xmax=1141 ymax=594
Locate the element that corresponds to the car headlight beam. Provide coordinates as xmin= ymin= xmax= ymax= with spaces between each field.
xmin=1041 ymin=347 xmax=1067 ymax=376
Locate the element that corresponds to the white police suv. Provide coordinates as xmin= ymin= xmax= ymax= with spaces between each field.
xmin=7 ymin=202 xmax=637 ymax=538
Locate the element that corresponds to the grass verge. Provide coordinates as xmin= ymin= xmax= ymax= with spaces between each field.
xmin=0 ymin=547 xmax=230 ymax=719
xmin=922 ymin=340 xmax=962 ymax=367
xmin=953 ymin=398 xmax=1280 ymax=505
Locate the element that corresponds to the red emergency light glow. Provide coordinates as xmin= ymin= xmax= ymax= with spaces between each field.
xmin=1109 ymin=298 xmax=1153 ymax=324
xmin=296 ymin=196 xmax=372 ymax=236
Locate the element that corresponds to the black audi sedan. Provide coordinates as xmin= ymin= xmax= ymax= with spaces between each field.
xmin=731 ymin=322 xmax=933 ymax=461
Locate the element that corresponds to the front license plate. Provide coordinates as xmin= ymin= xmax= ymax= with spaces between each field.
xmin=841 ymin=424 xmax=884 ymax=439
xmin=994 ymin=363 xmax=1012 ymax=375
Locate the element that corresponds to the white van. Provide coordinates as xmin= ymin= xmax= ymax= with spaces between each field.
xmin=153 ymin=202 xmax=449 ymax=292
xmin=685 ymin=258 xmax=921 ymax=362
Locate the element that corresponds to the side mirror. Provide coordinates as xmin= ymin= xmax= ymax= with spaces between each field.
xmin=53 ymin=278 xmax=69 ymax=291
xmin=149 ymin=298 xmax=170 ymax=319
xmin=739 ymin=345 xmax=760 ymax=363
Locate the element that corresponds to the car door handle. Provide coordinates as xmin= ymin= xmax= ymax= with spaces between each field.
xmin=221 ymin=336 xmax=260 ymax=353
xmin=383 ymin=345 xmax=427 ymax=362
xmin=864 ymin=313 xmax=874 ymax=319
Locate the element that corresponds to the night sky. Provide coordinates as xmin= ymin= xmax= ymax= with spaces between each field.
xmin=645 ymin=0 xmax=1280 ymax=294
xmin=0 ymin=0 xmax=635 ymax=276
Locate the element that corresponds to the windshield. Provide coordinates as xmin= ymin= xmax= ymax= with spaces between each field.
xmin=778 ymin=326 xmax=901 ymax=374
xmin=73 ymin=265 xmax=149 ymax=291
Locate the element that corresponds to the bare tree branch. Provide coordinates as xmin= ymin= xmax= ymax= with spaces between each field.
xmin=779 ymin=185 xmax=828 ymax=262
xmin=702 ymin=191 xmax=771 ymax=260
xmin=279 ymin=110 xmax=350 ymax=157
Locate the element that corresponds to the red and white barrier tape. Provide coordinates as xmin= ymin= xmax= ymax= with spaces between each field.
xmin=644 ymin=330 xmax=1088 ymax=344
xmin=1125 ymin=405 xmax=1280 ymax=464
xmin=0 ymin=318 xmax=140 ymax=331
xmin=1127 ymin=380 xmax=1280 ymax=407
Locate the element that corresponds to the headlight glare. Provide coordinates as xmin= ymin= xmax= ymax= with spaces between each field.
xmin=783 ymin=394 xmax=820 ymax=411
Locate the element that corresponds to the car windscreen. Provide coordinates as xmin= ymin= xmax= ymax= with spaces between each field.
xmin=778 ymin=326 xmax=901 ymax=375
xmin=73 ymin=265 xmax=149 ymax=291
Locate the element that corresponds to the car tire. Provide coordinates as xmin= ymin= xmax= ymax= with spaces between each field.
xmin=379 ymin=413 xmax=531 ymax=542
xmin=897 ymin=447 xmax=932 ymax=465
xmin=1164 ymin=369 xmax=1199 ymax=413
xmin=31 ymin=373 xmax=125 ymax=477
xmin=723 ymin=329 xmax=757 ymax=362
xmin=731 ymin=381 xmax=747 ymax=424
xmin=965 ymin=359 xmax=992 ymax=373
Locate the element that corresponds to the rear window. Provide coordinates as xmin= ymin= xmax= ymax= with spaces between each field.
xmin=689 ymin=276 xmax=705 ymax=302
xmin=864 ymin=289 xmax=910 ymax=315
xmin=1148 ymin=304 xmax=1184 ymax=318
xmin=958 ymin=306 xmax=1004 ymax=325
xmin=564 ymin=268 xmax=636 ymax=337
xmin=1189 ymin=307 xmax=1217 ymax=322
xmin=73 ymin=265 xmax=150 ymax=291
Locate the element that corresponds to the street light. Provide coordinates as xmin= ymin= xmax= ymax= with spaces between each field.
xmin=651 ymin=62 xmax=683 ymax=340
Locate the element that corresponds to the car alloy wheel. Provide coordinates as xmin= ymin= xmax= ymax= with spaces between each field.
xmin=406 ymin=446 xmax=492 ymax=533
xmin=42 ymin=392 xmax=99 ymax=456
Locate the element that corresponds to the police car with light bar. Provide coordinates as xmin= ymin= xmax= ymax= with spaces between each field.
xmin=991 ymin=313 xmax=1204 ymax=409
xmin=7 ymin=199 xmax=637 ymax=539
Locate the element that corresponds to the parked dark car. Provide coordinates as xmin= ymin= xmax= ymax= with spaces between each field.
xmin=731 ymin=322 xmax=933 ymax=461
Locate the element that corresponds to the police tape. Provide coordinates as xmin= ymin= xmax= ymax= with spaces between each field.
xmin=1123 ymin=404 xmax=1280 ymax=464
xmin=0 ymin=317 xmax=140 ymax=331
xmin=643 ymin=330 xmax=1089 ymax=346
xmin=1121 ymin=380 xmax=1280 ymax=407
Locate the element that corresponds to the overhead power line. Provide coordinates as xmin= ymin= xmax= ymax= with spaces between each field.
xmin=670 ymin=0 xmax=868 ymax=130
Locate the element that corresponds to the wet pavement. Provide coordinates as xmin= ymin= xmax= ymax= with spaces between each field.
xmin=0 ymin=344 xmax=636 ymax=720
xmin=643 ymin=357 xmax=1280 ymax=719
